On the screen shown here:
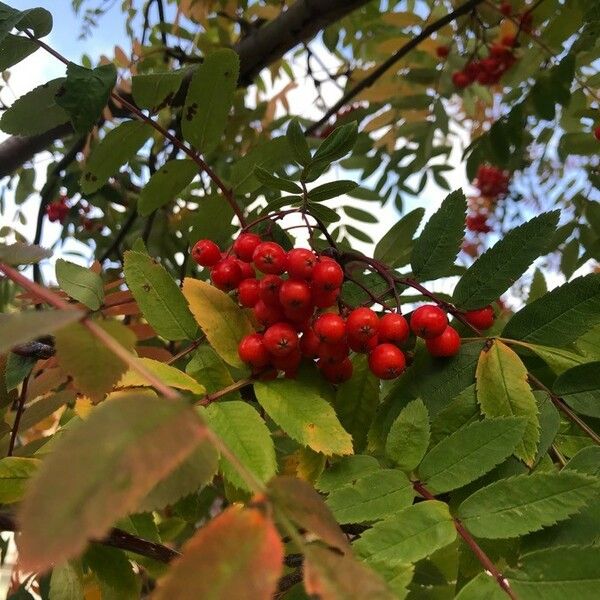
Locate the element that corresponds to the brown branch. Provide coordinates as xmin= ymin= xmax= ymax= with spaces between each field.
xmin=7 ymin=376 xmax=29 ymax=457
xmin=305 ymin=0 xmax=486 ymax=135
xmin=413 ymin=481 xmax=517 ymax=600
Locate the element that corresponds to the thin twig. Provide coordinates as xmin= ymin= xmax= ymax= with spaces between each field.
xmin=7 ymin=376 xmax=29 ymax=457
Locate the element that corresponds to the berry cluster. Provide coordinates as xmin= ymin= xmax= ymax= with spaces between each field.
xmin=191 ymin=234 xmax=496 ymax=385
xmin=474 ymin=164 xmax=510 ymax=198
xmin=46 ymin=194 xmax=70 ymax=223
xmin=452 ymin=38 xmax=517 ymax=89
xmin=466 ymin=212 xmax=492 ymax=234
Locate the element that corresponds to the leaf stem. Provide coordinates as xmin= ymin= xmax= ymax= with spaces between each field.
xmin=7 ymin=376 xmax=29 ymax=457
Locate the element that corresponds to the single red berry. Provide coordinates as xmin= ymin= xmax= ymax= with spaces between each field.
xmin=348 ymin=333 xmax=379 ymax=353
xmin=452 ymin=71 xmax=470 ymax=88
xmin=594 ymin=125 xmax=600 ymax=141
xmin=499 ymin=2 xmax=512 ymax=16
xmin=368 ymin=344 xmax=406 ymax=380
xmin=346 ymin=307 xmax=379 ymax=341
xmin=319 ymin=357 xmax=353 ymax=383
xmin=379 ymin=313 xmax=410 ymax=345
xmin=233 ymin=233 xmax=262 ymax=262
xmin=259 ymin=275 xmax=284 ymax=307
xmin=238 ymin=333 xmax=271 ymax=369
xmin=236 ymin=259 xmax=256 ymax=280
xmin=299 ymin=329 xmax=321 ymax=358
xmin=253 ymin=300 xmax=284 ymax=327
xmin=283 ymin=304 xmax=314 ymax=326
xmin=252 ymin=242 xmax=287 ymax=274
xmin=410 ymin=305 xmax=448 ymax=339
xmin=426 ymin=326 xmax=461 ymax=357
xmin=279 ymin=279 xmax=312 ymax=310
xmin=318 ymin=341 xmax=350 ymax=365
xmin=465 ymin=305 xmax=495 ymax=330
xmin=286 ymin=248 xmax=317 ymax=280
xmin=436 ymin=45 xmax=450 ymax=58
xmin=191 ymin=239 xmax=221 ymax=267
xmin=313 ymin=313 xmax=347 ymax=344
xmin=312 ymin=258 xmax=344 ymax=291
xmin=501 ymin=34 xmax=516 ymax=47
xmin=312 ymin=286 xmax=340 ymax=308
xmin=272 ymin=348 xmax=302 ymax=374
xmin=263 ymin=322 xmax=299 ymax=357
xmin=211 ymin=258 xmax=243 ymax=291
xmin=238 ymin=278 xmax=260 ymax=307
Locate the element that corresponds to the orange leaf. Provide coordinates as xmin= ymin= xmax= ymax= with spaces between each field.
xmin=153 ymin=505 xmax=283 ymax=600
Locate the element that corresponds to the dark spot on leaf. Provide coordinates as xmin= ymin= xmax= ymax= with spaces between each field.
xmin=142 ymin=284 xmax=151 ymax=292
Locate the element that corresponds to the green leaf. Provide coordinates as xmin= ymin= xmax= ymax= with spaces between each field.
xmin=457 ymin=471 xmax=600 ymax=539
xmin=153 ymin=506 xmax=283 ymax=600
xmin=254 ymin=372 xmax=353 ymax=456
xmin=287 ymin=118 xmax=311 ymax=165
xmin=334 ymin=355 xmax=379 ymax=452
xmin=182 ymin=49 xmax=239 ymax=155
xmin=0 ymin=2 xmax=52 ymax=41
xmin=325 ymin=469 xmax=414 ymax=523
xmin=80 ymin=121 xmax=152 ymax=194
xmin=0 ymin=309 xmax=83 ymax=354
xmin=506 ymin=545 xmax=600 ymax=599
xmin=312 ymin=121 xmax=358 ymax=165
xmin=124 ymin=251 xmax=198 ymax=341
xmin=188 ymin=193 xmax=236 ymax=248
xmin=56 ymin=62 xmax=117 ymax=134
xmin=308 ymin=180 xmax=358 ymax=202
xmin=411 ymin=189 xmax=466 ymax=280
xmin=85 ymin=545 xmax=139 ymax=600
xmin=374 ymin=207 xmax=425 ymax=267
xmin=516 ymin=342 xmax=588 ymax=375
xmin=54 ymin=320 xmax=136 ymax=402
xmin=182 ymin=277 xmax=254 ymax=369
xmin=18 ymin=394 xmax=208 ymax=571
xmin=0 ymin=33 xmax=38 ymax=71
xmin=186 ymin=345 xmax=241 ymax=399
xmin=385 ymin=398 xmax=430 ymax=472
xmin=453 ymin=211 xmax=560 ymax=310
xmin=419 ymin=417 xmax=526 ymax=494
xmin=117 ymin=358 xmax=205 ymax=395
xmin=454 ymin=572 xmax=506 ymax=600
xmin=502 ymin=274 xmax=600 ymax=347
xmin=316 ymin=455 xmax=380 ymax=493
xmin=0 ymin=242 xmax=52 ymax=266
xmin=476 ymin=340 xmax=539 ymax=465
xmin=139 ymin=437 xmax=218 ymax=512
xmin=353 ymin=500 xmax=456 ymax=564
xmin=553 ymin=362 xmax=600 ymax=418
xmin=131 ymin=71 xmax=183 ymax=111
xmin=254 ymin=167 xmax=302 ymax=194
xmin=204 ymin=401 xmax=277 ymax=492
xmin=138 ymin=159 xmax=197 ymax=216
xmin=56 ymin=259 xmax=104 ymax=310
xmin=430 ymin=385 xmax=479 ymax=445
xmin=49 ymin=561 xmax=84 ymax=600
xmin=0 ymin=457 xmax=40 ymax=504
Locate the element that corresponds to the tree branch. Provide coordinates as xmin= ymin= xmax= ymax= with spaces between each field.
xmin=305 ymin=0 xmax=486 ymax=135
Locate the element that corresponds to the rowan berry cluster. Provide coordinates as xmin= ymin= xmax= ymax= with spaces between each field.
xmin=45 ymin=194 xmax=69 ymax=223
xmin=452 ymin=38 xmax=517 ymax=89
xmin=191 ymin=234 xmax=496 ymax=385
xmin=474 ymin=164 xmax=510 ymax=198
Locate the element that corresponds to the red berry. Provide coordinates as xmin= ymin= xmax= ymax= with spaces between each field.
xmin=191 ymin=239 xmax=221 ymax=267
xmin=236 ymin=259 xmax=255 ymax=280
xmin=348 ymin=333 xmax=379 ymax=353
xmin=368 ymin=344 xmax=406 ymax=380
xmin=253 ymin=300 xmax=284 ymax=327
xmin=233 ymin=233 xmax=261 ymax=262
xmin=426 ymin=326 xmax=461 ymax=357
xmin=452 ymin=71 xmax=470 ymax=88
xmin=436 ymin=45 xmax=450 ymax=58
xmin=259 ymin=275 xmax=284 ymax=306
xmin=465 ymin=305 xmax=495 ymax=330
xmin=283 ymin=305 xmax=314 ymax=327
xmin=410 ymin=305 xmax=448 ymax=339
xmin=238 ymin=278 xmax=260 ymax=307
xmin=312 ymin=287 xmax=340 ymax=308
xmin=312 ymin=258 xmax=344 ymax=291
xmin=210 ymin=258 xmax=243 ymax=291
xmin=346 ymin=307 xmax=379 ymax=341
xmin=252 ymin=242 xmax=287 ymax=274
xmin=263 ymin=322 xmax=299 ymax=357
xmin=313 ymin=313 xmax=346 ymax=344
xmin=299 ymin=329 xmax=321 ymax=358
xmin=594 ymin=126 xmax=600 ymax=141
xmin=379 ymin=313 xmax=410 ymax=345
xmin=317 ymin=341 xmax=350 ymax=365
xmin=499 ymin=2 xmax=512 ymax=16
xmin=272 ymin=348 xmax=302 ymax=374
xmin=286 ymin=248 xmax=317 ymax=280
xmin=501 ymin=34 xmax=516 ymax=47
xmin=238 ymin=333 xmax=271 ymax=369
xmin=319 ymin=357 xmax=353 ymax=383
xmin=279 ymin=279 xmax=312 ymax=311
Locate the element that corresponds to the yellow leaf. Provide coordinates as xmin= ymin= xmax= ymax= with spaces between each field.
xmin=117 ymin=358 xmax=205 ymax=395
xmin=363 ymin=109 xmax=396 ymax=133
xmin=382 ymin=12 xmax=422 ymax=27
